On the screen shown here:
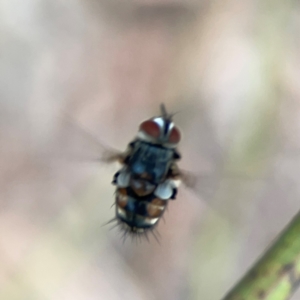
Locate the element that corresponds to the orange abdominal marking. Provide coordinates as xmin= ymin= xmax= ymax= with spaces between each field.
xmin=151 ymin=198 xmax=165 ymax=206
xmin=116 ymin=189 xmax=128 ymax=208
xmin=147 ymin=198 xmax=166 ymax=218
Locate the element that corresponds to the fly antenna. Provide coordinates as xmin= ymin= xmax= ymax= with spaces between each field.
xmin=160 ymin=103 xmax=168 ymax=119
xmin=160 ymin=103 xmax=177 ymax=121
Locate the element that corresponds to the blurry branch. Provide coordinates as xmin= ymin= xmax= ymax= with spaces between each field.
xmin=221 ymin=1 xmax=297 ymax=299
xmin=222 ymin=210 xmax=300 ymax=300
xmin=192 ymin=0 xmax=294 ymax=298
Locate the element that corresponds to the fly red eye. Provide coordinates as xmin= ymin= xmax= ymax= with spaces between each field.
xmin=168 ymin=127 xmax=181 ymax=144
xmin=140 ymin=120 xmax=160 ymax=138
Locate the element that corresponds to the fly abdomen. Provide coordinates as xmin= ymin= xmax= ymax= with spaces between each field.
xmin=115 ymin=187 xmax=167 ymax=232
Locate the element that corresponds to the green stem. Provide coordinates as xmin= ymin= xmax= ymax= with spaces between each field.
xmin=222 ymin=211 xmax=300 ymax=300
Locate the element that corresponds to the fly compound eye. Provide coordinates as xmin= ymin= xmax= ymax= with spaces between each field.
xmin=168 ymin=126 xmax=181 ymax=144
xmin=139 ymin=120 xmax=161 ymax=139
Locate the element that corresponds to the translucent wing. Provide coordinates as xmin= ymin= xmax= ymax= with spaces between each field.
xmin=178 ymin=169 xmax=221 ymax=202
xmin=40 ymin=112 xmax=127 ymax=166
xmin=177 ymin=166 xmax=267 ymax=215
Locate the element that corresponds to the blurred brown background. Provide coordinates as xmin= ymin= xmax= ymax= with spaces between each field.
xmin=1 ymin=0 xmax=300 ymax=299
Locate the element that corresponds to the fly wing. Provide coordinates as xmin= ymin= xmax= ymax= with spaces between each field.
xmin=178 ymin=169 xmax=221 ymax=201
xmin=40 ymin=112 xmax=126 ymax=166
xmin=178 ymin=166 xmax=269 ymax=218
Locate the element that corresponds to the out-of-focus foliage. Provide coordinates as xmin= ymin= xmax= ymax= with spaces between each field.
xmin=223 ymin=211 xmax=300 ymax=300
xmin=0 ymin=1 xmax=300 ymax=300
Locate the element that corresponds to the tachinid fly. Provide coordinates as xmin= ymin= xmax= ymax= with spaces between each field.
xmin=109 ymin=104 xmax=183 ymax=237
